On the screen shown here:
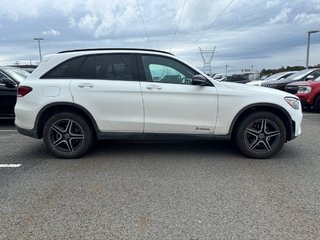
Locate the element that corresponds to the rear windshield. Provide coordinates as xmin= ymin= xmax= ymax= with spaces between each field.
xmin=2 ymin=68 xmax=30 ymax=83
xmin=264 ymin=72 xmax=292 ymax=81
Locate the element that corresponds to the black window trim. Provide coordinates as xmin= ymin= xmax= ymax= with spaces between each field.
xmin=41 ymin=53 xmax=139 ymax=82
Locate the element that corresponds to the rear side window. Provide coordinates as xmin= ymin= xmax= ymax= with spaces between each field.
xmin=43 ymin=57 xmax=86 ymax=79
xmin=76 ymin=54 xmax=136 ymax=80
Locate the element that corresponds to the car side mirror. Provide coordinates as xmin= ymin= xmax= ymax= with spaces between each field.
xmin=305 ymin=75 xmax=314 ymax=81
xmin=192 ymin=75 xmax=208 ymax=86
xmin=1 ymin=78 xmax=16 ymax=88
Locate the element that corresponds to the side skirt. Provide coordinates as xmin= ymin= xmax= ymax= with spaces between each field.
xmin=96 ymin=132 xmax=231 ymax=141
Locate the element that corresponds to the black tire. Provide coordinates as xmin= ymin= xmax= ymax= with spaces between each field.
xmin=235 ymin=111 xmax=286 ymax=159
xmin=43 ymin=112 xmax=94 ymax=159
xmin=313 ymin=96 xmax=320 ymax=113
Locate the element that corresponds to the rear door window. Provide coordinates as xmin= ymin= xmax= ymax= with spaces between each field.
xmin=75 ymin=54 xmax=137 ymax=81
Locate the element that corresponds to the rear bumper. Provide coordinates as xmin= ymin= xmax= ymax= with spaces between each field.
xmin=16 ymin=126 xmax=40 ymax=139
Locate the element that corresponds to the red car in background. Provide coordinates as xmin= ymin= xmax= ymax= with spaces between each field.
xmin=285 ymin=76 xmax=320 ymax=112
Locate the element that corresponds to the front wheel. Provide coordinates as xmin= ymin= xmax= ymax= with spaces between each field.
xmin=313 ymin=96 xmax=320 ymax=113
xmin=43 ymin=112 xmax=94 ymax=159
xmin=235 ymin=112 xmax=286 ymax=159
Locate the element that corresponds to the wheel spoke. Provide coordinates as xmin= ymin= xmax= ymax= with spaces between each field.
xmin=66 ymin=120 xmax=74 ymax=135
xmin=262 ymin=119 xmax=268 ymax=133
xmin=266 ymin=131 xmax=280 ymax=139
xmin=51 ymin=125 xmax=64 ymax=135
xmin=262 ymin=140 xmax=272 ymax=151
xmin=70 ymin=135 xmax=84 ymax=141
xmin=52 ymin=137 xmax=65 ymax=148
xmin=66 ymin=140 xmax=74 ymax=152
xmin=249 ymin=138 xmax=260 ymax=150
xmin=260 ymin=119 xmax=266 ymax=132
xmin=65 ymin=120 xmax=73 ymax=133
xmin=246 ymin=128 xmax=260 ymax=137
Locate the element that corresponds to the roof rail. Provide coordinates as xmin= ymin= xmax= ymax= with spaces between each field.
xmin=58 ymin=48 xmax=173 ymax=55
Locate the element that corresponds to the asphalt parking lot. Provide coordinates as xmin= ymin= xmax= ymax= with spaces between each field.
xmin=0 ymin=113 xmax=319 ymax=240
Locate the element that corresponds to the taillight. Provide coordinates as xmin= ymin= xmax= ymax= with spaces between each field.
xmin=17 ymin=86 xmax=33 ymax=97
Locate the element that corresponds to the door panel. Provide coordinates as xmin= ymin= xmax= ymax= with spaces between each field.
xmin=70 ymin=79 xmax=143 ymax=132
xmin=69 ymin=54 xmax=144 ymax=132
xmin=139 ymin=55 xmax=218 ymax=134
xmin=141 ymin=82 xmax=218 ymax=134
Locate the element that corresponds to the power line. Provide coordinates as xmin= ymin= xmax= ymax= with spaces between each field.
xmin=136 ymin=0 xmax=151 ymax=48
xmin=169 ymin=0 xmax=187 ymax=52
xmin=193 ymin=0 xmax=235 ymax=44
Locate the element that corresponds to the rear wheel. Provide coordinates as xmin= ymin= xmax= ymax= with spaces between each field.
xmin=235 ymin=112 xmax=286 ymax=159
xmin=43 ymin=112 xmax=94 ymax=159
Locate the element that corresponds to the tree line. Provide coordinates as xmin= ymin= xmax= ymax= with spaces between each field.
xmin=260 ymin=64 xmax=320 ymax=76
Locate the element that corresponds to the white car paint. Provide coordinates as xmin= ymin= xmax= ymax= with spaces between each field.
xmin=14 ymin=49 xmax=303 ymax=159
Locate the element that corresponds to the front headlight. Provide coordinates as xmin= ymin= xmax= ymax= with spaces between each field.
xmin=285 ymin=97 xmax=300 ymax=110
xmin=297 ymin=86 xmax=312 ymax=93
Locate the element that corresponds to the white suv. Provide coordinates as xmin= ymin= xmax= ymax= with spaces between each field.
xmin=15 ymin=49 xmax=302 ymax=159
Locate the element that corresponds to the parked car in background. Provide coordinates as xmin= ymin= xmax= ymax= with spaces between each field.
xmin=219 ymin=74 xmax=250 ymax=84
xmin=0 ymin=67 xmax=30 ymax=118
xmin=212 ymin=73 xmax=225 ymax=80
xmin=261 ymin=68 xmax=320 ymax=91
xmin=285 ymin=76 xmax=320 ymax=112
xmin=247 ymin=71 xmax=296 ymax=86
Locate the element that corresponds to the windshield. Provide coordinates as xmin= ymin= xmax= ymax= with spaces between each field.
xmin=2 ymin=68 xmax=30 ymax=83
xmin=263 ymin=72 xmax=291 ymax=81
xmin=287 ymin=69 xmax=315 ymax=80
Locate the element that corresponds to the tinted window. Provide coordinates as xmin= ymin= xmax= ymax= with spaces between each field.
xmin=311 ymin=71 xmax=320 ymax=79
xmin=43 ymin=56 xmax=86 ymax=78
xmin=76 ymin=54 xmax=135 ymax=80
xmin=141 ymin=55 xmax=197 ymax=84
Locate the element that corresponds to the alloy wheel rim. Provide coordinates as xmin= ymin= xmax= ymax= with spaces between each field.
xmin=49 ymin=119 xmax=84 ymax=153
xmin=244 ymin=118 xmax=281 ymax=153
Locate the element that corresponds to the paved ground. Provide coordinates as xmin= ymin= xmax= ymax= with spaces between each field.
xmin=0 ymin=114 xmax=319 ymax=240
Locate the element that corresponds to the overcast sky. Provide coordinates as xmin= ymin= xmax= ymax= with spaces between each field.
xmin=0 ymin=0 xmax=320 ymax=73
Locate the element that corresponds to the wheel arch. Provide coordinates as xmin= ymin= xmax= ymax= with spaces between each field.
xmin=34 ymin=102 xmax=99 ymax=139
xmin=229 ymin=103 xmax=294 ymax=141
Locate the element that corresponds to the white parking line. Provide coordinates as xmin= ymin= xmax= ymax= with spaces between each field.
xmin=0 ymin=164 xmax=21 ymax=168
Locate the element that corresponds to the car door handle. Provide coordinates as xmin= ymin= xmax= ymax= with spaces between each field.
xmin=78 ymin=83 xmax=94 ymax=88
xmin=146 ymin=85 xmax=162 ymax=90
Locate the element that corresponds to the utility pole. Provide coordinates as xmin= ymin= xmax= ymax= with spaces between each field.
xmin=34 ymin=37 xmax=44 ymax=62
xmin=306 ymin=30 xmax=319 ymax=69
xmin=199 ymin=47 xmax=216 ymax=75
xmin=225 ymin=65 xmax=228 ymax=76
